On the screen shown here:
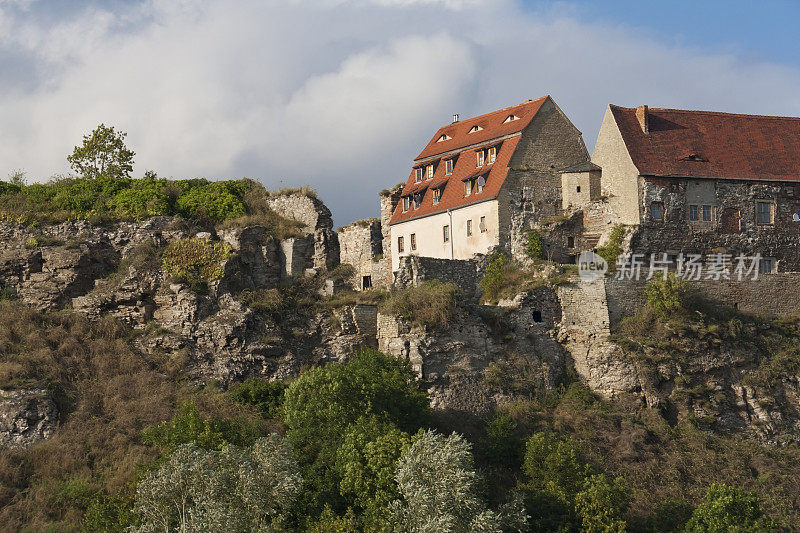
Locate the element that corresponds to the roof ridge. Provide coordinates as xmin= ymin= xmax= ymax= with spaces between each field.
xmin=611 ymin=104 xmax=800 ymax=121
xmin=443 ymin=96 xmax=548 ymax=128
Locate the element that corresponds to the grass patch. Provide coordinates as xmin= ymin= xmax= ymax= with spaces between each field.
xmin=379 ymin=280 xmax=458 ymax=330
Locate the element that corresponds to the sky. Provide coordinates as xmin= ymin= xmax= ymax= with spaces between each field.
xmin=2 ymin=0 xmax=800 ymax=226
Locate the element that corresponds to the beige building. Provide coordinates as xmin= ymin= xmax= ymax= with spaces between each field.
xmin=388 ymin=96 xmax=589 ymax=271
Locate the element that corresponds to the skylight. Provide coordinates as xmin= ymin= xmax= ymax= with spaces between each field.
xmin=468 ymin=125 xmax=483 ymax=133
xmin=437 ymin=134 xmax=451 ymax=142
xmin=503 ymin=115 xmax=519 ymax=123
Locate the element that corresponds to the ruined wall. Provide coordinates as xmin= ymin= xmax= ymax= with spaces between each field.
xmin=338 ymin=220 xmax=390 ymax=289
xmin=502 ymin=97 xmax=590 ymax=260
xmin=634 ymin=177 xmax=800 ymax=272
xmin=266 ymin=193 xmax=340 ymax=271
xmin=605 ymin=274 xmax=800 ymax=324
xmin=394 ymin=255 xmax=483 ymax=299
xmin=379 ymin=185 xmax=403 ymax=283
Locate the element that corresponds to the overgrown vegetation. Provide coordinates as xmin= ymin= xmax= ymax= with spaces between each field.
xmin=161 ymin=238 xmax=232 ymax=289
xmin=525 ymin=229 xmax=544 ymax=260
xmin=379 ymin=280 xmax=458 ymax=329
xmin=596 ymin=223 xmax=626 ymax=267
xmin=479 ymin=251 xmax=575 ymax=304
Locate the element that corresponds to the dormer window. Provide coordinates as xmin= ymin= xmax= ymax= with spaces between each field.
xmin=437 ymin=134 xmax=451 ymax=142
xmin=503 ymin=114 xmax=519 ymax=123
xmin=476 ymin=151 xmax=485 ymax=167
xmin=426 ymin=165 xmax=434 ymax=179
xmin=414 ymin=168 xmax=423 ymax=183
xmin=468 ymin=125 xmax=483 ymax=133
xmin=465 ymin=180 xmax=473 ymax=196
xmin=414 ymin=192 xmax=424 ymax=208
xmin=476 ymin=175 xmax=486 ymax=193
xmin=403 ymin=196 xmax=411 ymax=212
xmin=444 ymin=159 xmax=454 ymax=175
xmin=487 ymin=146 xmax=496 ymax=164
xmin=433 ymin=188 xmax=442 ymax=205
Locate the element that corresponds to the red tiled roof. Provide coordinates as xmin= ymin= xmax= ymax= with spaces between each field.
xmin=390 ymin=136 xmax=520 ymax=224
xmin=414 ymin=97 xmax=548 ymax=161
xmin=611 ymin=105 xmax=800 ymax=182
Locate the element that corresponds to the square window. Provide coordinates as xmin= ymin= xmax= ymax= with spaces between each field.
xmin=756 ymin=201 xmax=774 ymax=224
xmin=410 ymin=233 xmax=416 ymax=251
xmin=479 ymin=216 xmax=487 ymax=233
xmin=650 ymin=202 xmax=664 ymax=221
xmin=688 ymin=204 xmax=698 ymax=221
xmin=702 ymin=205 xmax=712 ymax=221
xmin=445 ymin=159 xmax=453 ymax=175
xmin=397 ymin=236 xmax=404 ymax=253
xmin=760 ymin=257 xmax=776 ymax=274
xmin=476 ymin=151 xmax=485 ymax=167
xmin=443 ymin=225 xmax=450 ymax=243
xmin=487 ymin=147 xmax=496 ymax=164
xmin=414 ymin=168 xmax=422 ymax=182
xmin=466 ymin=220 xmax=472 ymax=236
xmin=426 ymin=165 xmax=434 ymax=179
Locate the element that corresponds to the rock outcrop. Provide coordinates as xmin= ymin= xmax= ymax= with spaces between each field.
xmin=0 ymin=389 xmax=58 ymax=448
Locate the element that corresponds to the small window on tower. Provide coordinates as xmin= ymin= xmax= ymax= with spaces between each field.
xmin=576 ymin=186 xmax=581 ymax=193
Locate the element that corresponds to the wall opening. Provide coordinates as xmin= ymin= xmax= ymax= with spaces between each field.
xmin=532 ymin=310 xmax=543 ymax=323
xmin=362 ymin=275 xmax=372 ymax=289
xmin=567 ymin=236 xmax=575 ymax=248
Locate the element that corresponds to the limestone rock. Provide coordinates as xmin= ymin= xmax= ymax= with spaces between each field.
xmin=0 ymin=389 xmax=58 ymax=448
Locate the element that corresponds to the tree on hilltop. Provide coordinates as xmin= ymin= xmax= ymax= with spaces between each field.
xmin=68 ymin=123 xmax=135 ymax=180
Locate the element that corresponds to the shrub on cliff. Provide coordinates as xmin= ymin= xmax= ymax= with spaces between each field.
xmin=596 ymin=224 xmax=626 ymax=267
xmin=645 ymin=273 xmax=687 ymax=318
xmin=525 ymin=230 xmax=544 ymax=260
xmin=684 ymin=484 xmax=776 ymax=532
xmin=161 ymin=238 xmax=232 ymax=288
xmin=381 ymin=280 xmax=458 ymax=329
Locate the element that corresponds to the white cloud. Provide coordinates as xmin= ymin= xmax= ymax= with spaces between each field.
xmin=1 ymin=0 xmax=800 ymax=224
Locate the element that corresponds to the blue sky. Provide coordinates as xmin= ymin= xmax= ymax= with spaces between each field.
xmin=1 ymin=0 xmax=799 ymax=225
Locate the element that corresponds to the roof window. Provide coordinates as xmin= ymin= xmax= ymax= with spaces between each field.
xmin=503 ymin=114 xmax=519 ymax=123
xmin=437 ymin=134 xmax=451 ymax=142
xmin=468 ymin=125 xmax=483 ymax=133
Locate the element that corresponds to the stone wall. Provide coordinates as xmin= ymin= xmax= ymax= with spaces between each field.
xmin=394 ymin=255 xmax=483 ymax=299
xmin=338 ymin=219 xmax=390 ymax=289
xmin=265 ymin=193 xmax=340 ymax=271
xmin=605 ymin=274 xmax=800 ymax=324
xmin=379 ymin=184 xmax=403 ymax=284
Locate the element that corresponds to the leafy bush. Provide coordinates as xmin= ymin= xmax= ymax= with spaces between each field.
xmin=175 ymin=180 xmax=248 ymax=223
xmin=684 ymin=484 xmax=776 ymax=532
xmin=229 ymin=378 xmax=288 ymax=419
xmin=525 ymin=230 xmax=544 ymax=260
xmin=161 ymin=238 xmax=232 ymax=287
xmin=380 ymin=280 xmax=458 ymax=329
xmin=131 ymin=436 xmax=301 ymax=532
xmin=574 ymin=474 xmax=629 ymax=532
xmin=480 ymin=413 xmax=523 ymax=469
xmin=596 ymin=224 xmax=626 ymax=267
xmin=645 ymin=273 xmax=687 ymax=317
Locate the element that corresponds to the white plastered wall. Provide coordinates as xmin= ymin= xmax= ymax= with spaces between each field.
xmin=390 ymin=199 xmax=500 ymax=271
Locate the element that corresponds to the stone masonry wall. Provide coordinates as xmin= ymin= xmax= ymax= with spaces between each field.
xmin=265 ymin=193 xmax=340 ymax=271
xmin=338 ymin=219 xmax=389 ymax=289
xmin=394 ymin=255 xmax=483 ymax=299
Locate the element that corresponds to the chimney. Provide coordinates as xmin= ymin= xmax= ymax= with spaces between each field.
xmin=452 ymin=114 xmax=459 ymax=123
xmin=635 ymin=105 xmax=649 ymax=134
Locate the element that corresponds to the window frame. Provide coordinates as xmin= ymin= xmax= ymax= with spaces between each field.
xmin=410 ymin=233 xmax=416 ymax=251
xmin=487 ymin=146 xmax=496 ymax=164
xmin=688 ymin=204 xmax=699 ymax=221
xmin=476 ymin=175 xmax=485 ymax=194
xmin=650 ymin=201 xmax=664 ymax=221
xmin=414 ymin=168 xmax=423 ymax=183
xmin=397 ymin=236 xmax=404 ymax=253
xmin=432 ymin=188 xmax=441 ymax=205
xmin=402 ymin=196 xmax=410 ymax=212
xmin=479 ymin=216 xmax=487 ymax=233
xmin=476 ymin=150 xmax=485 ymax=167
xmin=426 ymin=164 xmax=434 ymax=180
xmin=701 ymin=204 xmax=713 ymax=222
xmin=465 ymin=180 xmax=473 ymax=196
xmin=444 ymin=159 xmax=454 ymax=175
xmin=443 ymin=225 xmax=450 ymax=243
xmin=466 ymin=219 xmax=473 ymax=236
xmin=756 ymin=201 xmax=775 ymax=225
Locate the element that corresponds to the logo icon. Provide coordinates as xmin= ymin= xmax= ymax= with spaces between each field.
xmin=577 ymin=251 xmax=608 ymax=281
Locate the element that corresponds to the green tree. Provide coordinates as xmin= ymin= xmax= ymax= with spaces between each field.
xmin=131 ymin=435 xmax=302 ymax=532
xmin=683 ymin=484 xmax=776 ymax=532
xmin=645 ymin=273 xmax=686 ymax=318
xmin=525 ymin=230 xmax=544 ymax=260
xmin=574 ymin=474 xmax=629 ymax=532
xmin=389 ymin=430 xmax=527 ymax=532
xmin=481 ymin=412 xmax=523 ymax=469
xmin=334 ymin=415 xmax=412 ymax=521
xmin=283 ymin=349 xmax=429 ymax=515
xmin=68 ymin=124 xmax=135 ymax=180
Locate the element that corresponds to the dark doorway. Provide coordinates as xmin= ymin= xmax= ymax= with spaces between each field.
xmin=362 ymin=275 xmax=372 ymax=289
xmin=532 ymin=310 xmax=542 ymax=323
